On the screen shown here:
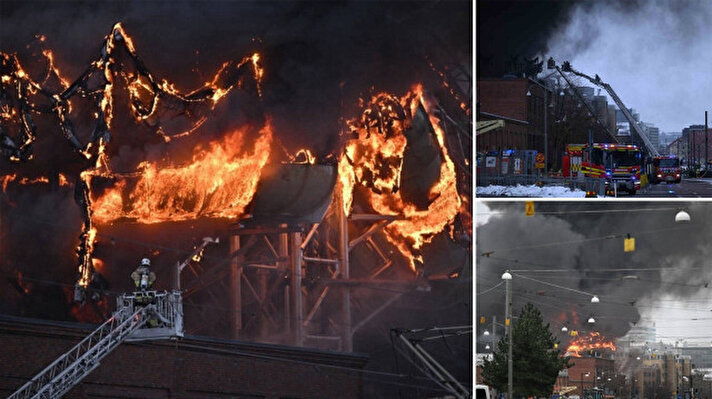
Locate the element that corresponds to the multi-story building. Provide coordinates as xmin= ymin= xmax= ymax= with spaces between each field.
xmin=476 ymin=77 xmax=551 ymax=154
xmin=618 ymin=325 xmax=657 ymax=348
xmin=555 ymin=355 xmax=616 ymax=397
xmin=668 ymin=136 xmax=689 ymax=161
xmin=676 ymin=346 xmax=712 ymax=369
xmin=682 ymin=124 xmax=712 ymax=167
xmin=642 ymin=123 xmax=660 ymax=150
xmin=659 ymin=132 xmax=682 ymax=154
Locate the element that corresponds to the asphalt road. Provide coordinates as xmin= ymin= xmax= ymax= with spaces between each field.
xmin=635 ymin=178 xmax=712 ymax=197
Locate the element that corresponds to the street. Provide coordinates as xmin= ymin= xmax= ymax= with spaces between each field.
xmin=636 ymin=178 xmax=712 ymax=197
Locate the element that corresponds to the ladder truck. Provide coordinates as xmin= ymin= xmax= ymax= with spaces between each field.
xmin=8 ymin=290 xmax=183 ymax=399
xmin=548 ymin=58 xmax=660 ymax=157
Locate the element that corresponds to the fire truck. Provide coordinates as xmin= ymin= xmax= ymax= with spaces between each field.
xmin=651 ymin=155 xmax=682 ymax=184
xmin=563 ymin=143 xmax=643 ymax=195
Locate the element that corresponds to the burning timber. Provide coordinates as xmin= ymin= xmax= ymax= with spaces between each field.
xmin=0 ymin=22 xmax=470 ymax=354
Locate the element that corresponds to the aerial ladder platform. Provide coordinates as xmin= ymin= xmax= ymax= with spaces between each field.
xmin=549 ymin=58 xmax=660 ymax=157
xmin=8 ymin=290 xmax=183 ymax=399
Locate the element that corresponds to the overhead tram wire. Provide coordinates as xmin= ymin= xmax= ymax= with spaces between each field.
xmin=476 ymin=281 xmax=504 ymax=296
xmin=480 ymin=225 xmax=694 ymax=254
xmin=482 ymin=255 xmax=708 ymax=274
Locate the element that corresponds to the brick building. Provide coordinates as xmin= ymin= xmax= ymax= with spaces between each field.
xmin=556 ymin=356 xmax=615 ymax=397
xmin=682 ymin=124 xmax=712 ymax=167
xmin=668 ymin=136 xmax=689 ymax=161
xmin=0 ymin=315 xmax=368 ymax=399
xmin=476 ymin=77 xmax=549 ymax=155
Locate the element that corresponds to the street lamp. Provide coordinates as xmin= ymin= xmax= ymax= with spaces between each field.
xmin=582 ymin=371 xmax=591 ymax=396
xmin=502 ymin=270 xmax=513 ymax=399
xmin=675 ymin=209 xmax=691 ymax=223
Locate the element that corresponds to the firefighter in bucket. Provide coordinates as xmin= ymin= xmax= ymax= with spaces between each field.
xmin=131 ymin=258 xmax=158 ymax=327
xmin=131 ymin=258 xmax=156 ymax=291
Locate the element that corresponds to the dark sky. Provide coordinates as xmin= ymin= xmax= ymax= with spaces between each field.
xmin=476 ymin=0 xmax=578 ymax=78
xmin=1 ymin=0 xmax=472 ymax=159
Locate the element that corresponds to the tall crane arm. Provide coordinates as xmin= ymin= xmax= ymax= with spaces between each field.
xmin=560 ymin=61 xmax=659 ymax=156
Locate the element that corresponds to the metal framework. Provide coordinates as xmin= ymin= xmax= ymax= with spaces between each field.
xmin=393 ymin=327 xmax=472 ymax=399
xmin=9 ymin=291 xmax=183 ymax=399
xmin=196 ymin=192 xmax=415 ymax=352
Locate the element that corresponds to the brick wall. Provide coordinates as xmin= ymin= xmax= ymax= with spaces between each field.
xmin=564 ymin=356 xmax=615 ymax=396
xmin=0 ymin=316 xmax=367 ymax=399
xmin=477 ymin=79 xmax=529 ymax=121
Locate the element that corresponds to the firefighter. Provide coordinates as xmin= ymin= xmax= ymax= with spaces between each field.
xmin=131 ymin=258 xmax=159 ymax=327
xmin=131 ymin=258 xmax=156 ymax=291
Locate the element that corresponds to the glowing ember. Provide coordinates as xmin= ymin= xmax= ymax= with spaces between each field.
xmin=342 ymin=85 xmax=462 ymax=271
xmin=565 ymin=332 xmax=617 ymax=357
xmin=1 ymin=174 xmax=53 ymax=191
xmin=90 ymin=123 xmax=272 ymax=224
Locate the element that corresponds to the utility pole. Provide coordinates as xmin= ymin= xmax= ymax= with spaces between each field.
xmin=706 ymin=111 xmax=709 ymax=172
xmin=544 ymin=88 xmax=549 ymax=175
xmin=502 ymin=270 xmax=513 ymax=399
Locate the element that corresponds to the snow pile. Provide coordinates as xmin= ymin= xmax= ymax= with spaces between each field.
xmin=476 ymin=184 xmax=591 ymax=197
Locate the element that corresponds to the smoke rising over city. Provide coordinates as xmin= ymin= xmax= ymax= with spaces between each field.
xmin=477 ymin=202 xmax=712 ymax=345
xmin=544 ymin=0 xmax=712 ymax=132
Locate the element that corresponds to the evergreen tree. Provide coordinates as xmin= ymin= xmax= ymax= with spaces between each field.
xmin=482 ymin=303 xmax=572 ymax=397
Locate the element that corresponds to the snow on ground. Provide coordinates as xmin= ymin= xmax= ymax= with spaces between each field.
xmin=476 ymin=184 xmax=590 ymax=197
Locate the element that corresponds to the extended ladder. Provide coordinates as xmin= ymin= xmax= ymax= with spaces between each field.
xmin=9 ymin=290 xmax=183 ymax=399
xmin=556 ymin=60 xmax=660 ymax=156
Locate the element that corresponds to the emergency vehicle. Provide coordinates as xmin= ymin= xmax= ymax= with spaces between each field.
xmin=563 ymin=143 xmax=643 ymax=195
xmin=651 ymin=155 xmax=681 ymax=184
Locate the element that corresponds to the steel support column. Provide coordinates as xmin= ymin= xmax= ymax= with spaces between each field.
xmin=230 ymin=235 xmax=242 ymax=339
xmin=339 ymin=201 xmax=353 ymax=352
xmin=290 ymin=232 xmax=304 ymax=346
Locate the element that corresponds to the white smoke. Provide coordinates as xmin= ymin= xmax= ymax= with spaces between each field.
xmin=545 ymin=1 xmax=712 ymax=132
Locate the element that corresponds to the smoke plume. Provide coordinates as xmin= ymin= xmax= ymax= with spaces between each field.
xmin=477 ymin=202 xmax=712 ymax=345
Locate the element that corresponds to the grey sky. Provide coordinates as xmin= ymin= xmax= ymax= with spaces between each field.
xmin=544 ymin=0 xmax=712 ymax=133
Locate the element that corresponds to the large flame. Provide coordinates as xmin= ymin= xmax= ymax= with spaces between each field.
xmin=565 ymin=332 xmax=617 ymax=357
xmin=90 ymin=123 xmax=272 ymax=224
xmin=341 ymin=85 xmax=462 ymax=271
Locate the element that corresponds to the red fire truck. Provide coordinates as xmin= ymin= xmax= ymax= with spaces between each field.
xmin=651 ymin=155 xmax=681 ymax=184
xmin=563 ymin=143 xmax=643 ymax=195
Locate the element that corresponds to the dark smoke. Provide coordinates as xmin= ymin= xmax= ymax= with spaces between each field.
xmin=476 ymin=0 xmax=580 ymax=78
xmin=477 ymin=201 xmax=712 ymax=344
xmin=1 ymin=2 xmax=472 ymax=396
xmin=0 ymin=0 xmax=470 ymax=305
xmin=1 ymin=0 xmax=471 ymax=158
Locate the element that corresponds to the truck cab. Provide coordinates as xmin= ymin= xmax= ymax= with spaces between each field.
xmin=580 ymin=143 xmax=643 ymax=195
xmin=652 ymin=155 xmax=681 ymax=184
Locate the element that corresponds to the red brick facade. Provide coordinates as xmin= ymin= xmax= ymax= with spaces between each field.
xmin=0 ymin=316 xmax=367 ymax=399
xmin=477 ymin=79 xmax=529 ymax=122
xmin=556 ymin=357 xmax=615 ymax=397
xmin=476 ymin=78 xmax=548 ymax=155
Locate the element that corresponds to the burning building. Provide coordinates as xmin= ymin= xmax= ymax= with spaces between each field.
xmin=1 ymin=2 xmax=472 ymax=397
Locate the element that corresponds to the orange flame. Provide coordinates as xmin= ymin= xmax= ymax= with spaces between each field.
xmin=1 ymin=174 xmax=51 ymax=191
xmin=90 ymin=123 xmax=273 ymax=224
xmin=342 ymin=85 xmax=462 ymax=271
xmin=565 ymin=332 xmax=617 ymax=357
